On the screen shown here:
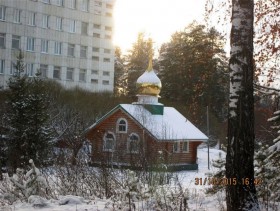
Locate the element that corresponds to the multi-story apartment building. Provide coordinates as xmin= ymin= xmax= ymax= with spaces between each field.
xmin=0 ymin=0 xmax=115 ymax=92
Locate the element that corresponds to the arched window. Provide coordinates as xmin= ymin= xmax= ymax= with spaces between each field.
xmin=103 ymin=132 xmax=115 ymax=151
xmin=117 ymin=118 xmax=127 ymax=133
xmin=127 ymin=133 xmax=140 ymax=153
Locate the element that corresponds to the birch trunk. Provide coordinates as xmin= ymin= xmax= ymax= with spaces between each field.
xmin=226 ymin=0 xmax=259 ymax=210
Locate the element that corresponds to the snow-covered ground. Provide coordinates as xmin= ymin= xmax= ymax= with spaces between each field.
xmin=2 ymin=147 xmax=226 ymax=211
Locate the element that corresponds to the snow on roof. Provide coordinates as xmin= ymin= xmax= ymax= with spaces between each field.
xmin=120 ymin=104 xmax=208 ymax=141
xmin=136 ymin=70 xmax=161 ymax=84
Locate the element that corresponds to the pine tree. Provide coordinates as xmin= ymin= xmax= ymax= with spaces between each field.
xmin=5 ymin=51 xmax=52 ymax=172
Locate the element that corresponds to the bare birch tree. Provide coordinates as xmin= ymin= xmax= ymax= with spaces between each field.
xmin=226 ymin=0 xmax=260 ymax=210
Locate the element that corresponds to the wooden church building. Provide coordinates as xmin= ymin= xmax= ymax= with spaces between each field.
xmin=86 ymin=56 xmax=208 ymax=171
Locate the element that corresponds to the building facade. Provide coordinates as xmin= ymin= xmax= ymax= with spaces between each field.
xmin=0 ymin=0 xmax=115 ymax=92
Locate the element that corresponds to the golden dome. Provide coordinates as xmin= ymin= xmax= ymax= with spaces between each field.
xmin=136 ymin=55 xmax=162 ymax=96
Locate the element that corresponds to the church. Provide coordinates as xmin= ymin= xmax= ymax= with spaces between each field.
xmin=86 ymin=55 xmax=208 ymax=171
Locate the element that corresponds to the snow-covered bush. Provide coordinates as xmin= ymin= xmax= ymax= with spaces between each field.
xmin=0 ymin=159 xmax=47 ymax=204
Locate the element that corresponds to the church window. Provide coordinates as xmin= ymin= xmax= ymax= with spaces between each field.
xmin=117 ymin=118 xmax=127 ymax=133
xmin=173 ymin=142 xmax=180 ymax=153
xmin=103 ymin=132 xmax=115 ymax=151
xmin=127 ymin=133 xmax=140 ymax=153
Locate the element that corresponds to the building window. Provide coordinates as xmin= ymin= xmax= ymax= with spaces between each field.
xmin=106 ymin=4 xmax=113 ymax=9
xmin=95 ymin=1 xmax=102 ymax=7
xmin=42 ymin=14 xmax=49 ymax=28
xmin=41 ymin=39 xmax=48 ymax=53
xmin=92 ymin=56 xmax=99 ymax=61
xmin=81 ymin=22 xmax=88 ymax=35
xmin=68 ymin=44 xmax=75 ymax=57
xmin=104 ymin=49 xmax=111 ymax=54
xmin=127 ymin=133 xmax=140 ymax=153
xmin=94 ymin=10 xmax=101 ymax=15
xmin=103 ymin=71 xmax=110 ymax=76
xmin=42 ymin=0 xmax=50 ymax=4
xmin=26 ymin=63 xmax=34 ymax=77
xmin=69 ymin=0 xmax=76 ymax=9
xmin=69 ymin=20 xmax=76 ymax=33
xmin=80 ymin=46 xmax=87 ymax=58
xmin=102 ymin=80 xmax=109 ymax=85
xmin=56 ymin=17 xmax=62 ymax=31
xmin=105 ymin=35 xmax=111 ymax=40
xmin=105 ymin=12 xmax=112 ymax=17
xmin=182 ymin=142 xmax=189 ymax=152
xmin=66 ymin=68 xmax=74 ymax=80
xmin=173 ymin=142 xmax=180 ymax=153
xmin=93 ymin=33 xmax=100 ymax=38
xmin=103 ymin=132 xmax=115 ymax=152
xmin=81 ymin=0 xmax=89 ymax=12
xmin=117 ymin=118 xmax=127 ymax=133
xmin=26 ymin=37 xmax=35 ymax=51
xmin=0 ymin=33 xmax=5 ymax=48
xmin=53 ymin=0 xmax=64 ymax=6
xmin=54 ymin=42 xmax=62 ymax=55
xmin=13 ymin=9 xmax=21 ymax=23
xmin=92 ymin=47 xmax=99 ymax=52
xmin=12 ymin=35 xmax=20 ymax=49
xmin=103 ymin=58 xmax=110 ymax=62
xmin=91 ymin=79 xmax=98 ymax=83
xmin=79 ymin=69 xmax=86 ymax=81
xmin=10 ymin=61 xmax=16 ymax=75
xmin=39 ymin=64 xmax=48 ymax=78
xmin=53 ymin=66 xmax=61 ymax=79
xmin=0 ymin=6 xmax=6 ymax=21
xmin=105 ymin=26 xmax=112 ymax=31
xmin=0 ymin=60 xmax=4 ymax=74
xmin=27 ymin=12 xmax=36 ymax=26
xmin=93 ymin=24 xmax=100 ymax=29
xmin=91 ymin=70 xmax=98 ymax=74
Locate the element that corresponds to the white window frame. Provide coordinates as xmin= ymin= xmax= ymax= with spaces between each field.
xmin=127 ymin=133 xmax=140 ymax=154
xmin=173 ymin=142 xmax=180 ymax=153
xmin=39 ymin=64 xmax=48 ymax=78
xmin=10 ymin=61 xmax=16 ymax=75
xmin=0 ymin=33 xmax=5 ymax=48
xmin=69 ymin=0 xmax=76 ymax=9
xmin=81 ymin=0 xmax=89 ymax=12
xmin=103 ymin=132 xmax=115 ymax=152
xmin=53 ymin=66 xmax=61 ymax=79
xmin=26 ymin=37 xmax=35 ymax=51
xmin=0 ymin=60 xmax=4 ymax=74
xmin=56 ymin=17 xmax=62 ymax=31
xmin=182 ymin=141 xmax=189 ymax=153
xmin=42 ymin=14 xmax=49 ymax=28
xmin=68 ymin=43 xmax=75 ymax=57
xmin=12 ymin=35 xmax=20 ymax=49
xmin=79 ymin=69 xmax=86 ymax=82
xmin=69 ymin=20 xmax=76 ymax=33
xmin=27 ymin=12 xmax=36 ymax=26
xmin=53 ymin=0 xmax=64 ymax=6
xmin=116 ymin=118 xmax=127 ymax=133
xmin=91 ymin=79 xmax=98 ymax=84
xmin=66 ymin=68 xmax=74 ymax=80
xmin=26 ymin=63 xmax=34 ymax=77
xmin=81 ymin=22 xmax=88 ymax=35
xmin=54 ymin=41 xmax=62 ymax=55
xmin=0 ymin=6 xmax=6 ymax=21
xmin=41 ymin=39 xmax=48 ymax=53
xmin=13 ymin=9 xmax=21 ymax=23
xmin=80 ymin=45 xmax=87 ymax=58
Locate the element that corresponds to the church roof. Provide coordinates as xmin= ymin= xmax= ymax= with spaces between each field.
xmin=87 ymin=104 xmax=208 ymax=142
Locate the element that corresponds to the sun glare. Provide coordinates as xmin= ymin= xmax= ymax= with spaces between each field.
xmin=113 ymin=0 xmax=206 ymax=53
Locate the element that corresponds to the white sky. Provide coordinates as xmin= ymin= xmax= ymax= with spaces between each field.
xmin=113 ymin=0 xmax=206 ymax=53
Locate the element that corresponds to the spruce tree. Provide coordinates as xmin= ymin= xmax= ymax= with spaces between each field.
xmin=6 ymin=51 xmax=52 ymax=172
